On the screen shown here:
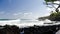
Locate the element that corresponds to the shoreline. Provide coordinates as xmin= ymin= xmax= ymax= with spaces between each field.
xmin=0 ymin=24 xmax=60 ymax=34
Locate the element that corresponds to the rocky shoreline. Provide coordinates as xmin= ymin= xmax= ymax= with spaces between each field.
xmin=0 ymin=24 xmax=60 ymax=34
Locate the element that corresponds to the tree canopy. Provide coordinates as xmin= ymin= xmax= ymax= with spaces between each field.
xmin=45 ymin=0 xmax=57 ymax=2
xmin=38 ymin=0 xmax=60 ymax=21
xmin=44 ymin=0 xmax=60 ymax=12
xmin=44 ymin=0 xmax=60 ymax=21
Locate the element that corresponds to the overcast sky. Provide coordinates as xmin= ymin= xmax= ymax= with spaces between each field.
xmin=0 ymin=0 xmax=51 ymax=19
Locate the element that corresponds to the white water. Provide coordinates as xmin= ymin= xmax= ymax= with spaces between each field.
xmin=0 ymin=19 xmax=59 ymax=28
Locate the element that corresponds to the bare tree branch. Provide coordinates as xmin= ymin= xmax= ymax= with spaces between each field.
xmin=46 ymin=3 xmax=59 ymax=5
xmin=55 ymin=4 xmax=60 ymax=12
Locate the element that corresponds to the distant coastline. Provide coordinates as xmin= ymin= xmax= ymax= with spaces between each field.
xmin=38 ymin=16 xmax=49 ymax=21
xmin=38 ymin=12 xmax=60 ymax=21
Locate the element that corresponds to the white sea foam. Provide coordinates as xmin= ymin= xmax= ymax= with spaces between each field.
xmin=0 ymin=19 xmax=20 ymax=26
xmin=43 ymin=19 xmax=52 ymax=23
xmin=0 ymin=19 xmax=44 ymax=28
xmin=0 ymin=19 xmax=59 ymax=28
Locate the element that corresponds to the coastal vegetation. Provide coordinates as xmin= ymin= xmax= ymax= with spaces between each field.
xmin=38 ymin=12 xmax=60 ymax=21
xmin=38 ymin=16 xmax=49 ymax=21
xmin=38 ymin=0 xmax=60 ymax=21
xmin=49 ymin=12 xmax=60 ymax=21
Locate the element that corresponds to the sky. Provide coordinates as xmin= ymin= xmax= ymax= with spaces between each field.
xmin=0 ymin=0 xmax=51 ymax=19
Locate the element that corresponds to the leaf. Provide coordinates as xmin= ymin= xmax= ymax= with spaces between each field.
xmin=45 ymin=0 xmax=57 ymax=2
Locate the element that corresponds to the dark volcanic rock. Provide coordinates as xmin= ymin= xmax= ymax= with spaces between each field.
xmin=0 ymin=25 xmax=60 ymax=34
xmin=0 ymin=25 xmax=20 ymax=34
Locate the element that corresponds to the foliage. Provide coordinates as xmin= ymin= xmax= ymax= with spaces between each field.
xmin=38 ymin=16 xmax=49 ymax=21
xmin=38 ymin=0 xmax=60 ymax=21
xmin=44 ymin=0 xmax=60 ymax=21
xmin=38 ymin=12 xmax=60 ymax=21
xmin=44 ymin=0 xmax=60 ymax=13
xmin=49 ymin=12 xmax=60 ymax=21
xmin=45 ymin=0 xmax=57 ymax=2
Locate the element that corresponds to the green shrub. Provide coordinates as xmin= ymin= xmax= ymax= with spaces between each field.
xmin=49 ymin=12 xmax=60 ymax=21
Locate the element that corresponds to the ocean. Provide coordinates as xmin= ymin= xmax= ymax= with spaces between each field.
xmin=0 ymin=19 xmax=57 ymax=28
xmin=0 ymin=19 xmax=60 ymax=34
xmin=0 ymin=19 xmax=45 ymax=27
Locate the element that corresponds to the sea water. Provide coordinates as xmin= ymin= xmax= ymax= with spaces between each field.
xmin=0 ymin=19 xmax=44 ymax=27
xmin=0 ymin=19 xmax=57 ymax=28
xmin=0 ymin=19 xmax=59 ymax=34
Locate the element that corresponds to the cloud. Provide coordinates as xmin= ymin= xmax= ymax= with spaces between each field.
xmin=58 ymin=8 xmax=60 ymax=11
xmin=46 ymin=1 xmax=60 ymax=12
xmin=43 ymin=13 xmax=50 ymax=16
xmin=0 ymin=11 xmax=5 ymax=14
xmin=13 ymin=13 xmax=21 ymax=16
xmin=20 ymin=12 xmax=33 ymax=19
xmin=54 ymin=5 xmax=58 ymax=8
xmin=12 ymin=12 xmax=33 ymax=19
xmin=47 ymin=2 xmax=59 ymax=12
xmin=47 ymin=8 xmax=55 ymax=12
xmin=23 ymin=12 xmax=32 ymax=16
xmin=54 ymin=1 xmax=60 ymax=4
xmin=24 ymin=12 xmax=32 ymax=15
xmin=24 ymin=13 xmax=29 ymax=15
xmin=12 ymin=12 xmax=44 ymax=19
xmin=13 ymin=13 xmax=19 ymax=16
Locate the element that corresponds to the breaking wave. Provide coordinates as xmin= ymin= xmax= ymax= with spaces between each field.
xmin=0 ymin=19 xmax=56 ymax=28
